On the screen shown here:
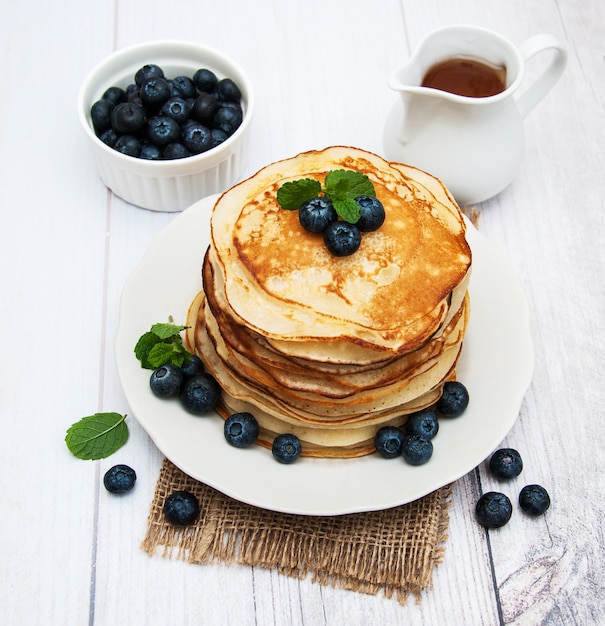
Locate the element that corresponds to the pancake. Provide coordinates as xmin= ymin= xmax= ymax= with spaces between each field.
xmin=185 ymin=146 xmax=472 ymax=458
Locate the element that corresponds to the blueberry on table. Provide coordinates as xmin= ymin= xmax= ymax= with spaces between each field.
xmin=355 ymin=195 xmax=386 ymax=231
xmin=298 ymin=197 xmax=338 ymax=233
xmin=435 ymin=381 xmax=469 ymax=417
xmin=475 ymin=491 xmax=513 ymax=528
xmin=180 ymin=373 xmax=221 ymax=414
xmin=103 ymin=464 xmax=137 ymax=494
xmin=323 ymin=221 xmax=362 ymax=256
xmin=374 ymin=426 xmax=405 ymax=458
xmin=405 ymin=408 xmax=439 ymax=440
xmin=111 ymin=102 xmax=146 ymax=134
xmin=489 ymin=448 xmax=523 ymax=479
xmin=224 ymin=412 xmax=260 ymax=448
xmin=401 ymin=433 xmax=433 ymax=465
xmin=272 ymin=433 xmax=302 ymax=464
xmin=150 ymin=364 xmax=184 ymax=398
xmin=519 ymin=484 xmax=550 ymax=516
xmin=164 ymin=490 xmax=200 ymax=526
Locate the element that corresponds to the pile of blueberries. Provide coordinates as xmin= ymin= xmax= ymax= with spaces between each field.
xmin=90 ymin=64 xmax=244 ymax=159
xmin=373 ymin=380 xmax=469 ymax=465
xmin=149 ymin=356 xmax=303 ymax=465
xmin=298 ymin=195 xmax=385 ymax=256
xmin=476 ymin=448 xmax=551 ymax=528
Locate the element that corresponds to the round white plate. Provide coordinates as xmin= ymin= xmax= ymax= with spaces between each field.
xmin=116 ymin=194 xmax=533 ymax=516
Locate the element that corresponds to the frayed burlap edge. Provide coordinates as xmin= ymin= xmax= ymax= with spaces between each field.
xmin=142 ymin=458 xmax=453 ymax=604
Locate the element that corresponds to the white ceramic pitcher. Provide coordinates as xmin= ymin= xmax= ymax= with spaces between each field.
xmin=383 ymin=25 xmax=567 ymax=205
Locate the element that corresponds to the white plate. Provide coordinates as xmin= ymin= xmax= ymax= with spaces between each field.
xmin=116 ymin=194 xmax=533 ymax=516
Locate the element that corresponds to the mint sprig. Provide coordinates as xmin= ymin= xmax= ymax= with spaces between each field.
xmin=276 ymin=169 xmax=376 ymax=223
xmin=65 ymin=412 xmax=128 ymax=460
xmin=134 ymin=321 xmax=191 ymax=369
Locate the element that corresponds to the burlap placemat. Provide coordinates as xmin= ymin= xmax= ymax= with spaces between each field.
xmin=142 ymin=458 xmax=453 ymax=604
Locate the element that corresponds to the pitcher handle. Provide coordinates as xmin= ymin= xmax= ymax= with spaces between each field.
xmin=516 ymin=33 xmax=567 ymax=119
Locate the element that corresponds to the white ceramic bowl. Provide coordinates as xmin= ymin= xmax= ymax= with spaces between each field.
xmin=77 ymin=40 xmax=254 ymax=212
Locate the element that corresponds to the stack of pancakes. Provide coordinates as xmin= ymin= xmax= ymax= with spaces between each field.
xmin=185 ymin=146 xmax=472 ymax=458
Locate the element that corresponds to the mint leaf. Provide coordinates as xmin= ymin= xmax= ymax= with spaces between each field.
xmin=147 ymin=341 xmax=190 ymax=368
xmin=135 ymin=322 xmax=192 ymax=369
xmin=333 ymin=197 xmax=361 ymax=223
xmin=65 ymin=412 xmax=128 ymax=460
xmin=324 ymin=170 xmax=375 ymax=202
xmin=151 ymin=322 xmax=187 ymax=340
xmin=277 ymin=178 xmax=322 ymax=210
xmin=134 ymin=331 xmax=161 ymax=368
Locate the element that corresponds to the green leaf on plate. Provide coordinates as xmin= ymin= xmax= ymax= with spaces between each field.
xmin=65 ymin=412 xmax=128 ymax=460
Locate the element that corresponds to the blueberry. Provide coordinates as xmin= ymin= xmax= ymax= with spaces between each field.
xmin=126 ymin=90 xmax=143 ymax=107
xmin=374 ymin=426 xmax=404 ymax=458
xmin=401 ymin=433 xmax=433 ymax=465
xmin=170 ymin=75 xmax=197 ymax=99
xmin=224 ymin=412 xmax=260 ymax=448
xmin=272 ymin=433 xmax=302 ymax=464
xmin=323 ymin=221 xmax=361 ymax=256
xmin=193 ymin=68 xmax=218 ymax=93
xmin=180 ymin=354 xmax=204 ymax=378
xmin=111 ymin=102 xmax=146 ymax=134
xmin=163 ymin=490 xmax=199 ymax=526
xmin=147 ymin=116 xmax=181 ymax=147
xmin=114 ymin=135 xmax=141 ymax=157
xmin=160 ymin=97 xmax=190 ymax=124
xmin=150 ymin=364 xmax=184 ymax=398
xmin=212 ymin=104 xmax=243 ymax=136
xmin=519 ymin=484 xmax=550 ymax=516
xmin=475 ymin=491 xmax=513 ymax=528
xmin=436 ymin=381 xmax=469 ymax=417
xmin=180 ymin=373 xmax=221 ymax=414
xmin=405 ymin=408 xmax=439 ymax=439
xmin=91 ymin=99 xmax=113 ymax=132
xmin=103 ymin=464 xmax=136 ymax=494
xmin=163 ymin=143 xmax=191 ymax=159
xmin=191 ymin=93 xmax=218 ymax=125
xmin=140 ymin=77 xmax=171 ymax=110
xmin=298 ymin=197 xmax=338 ymax=233
xmin=489 ymin=448 xmax=523 ymax=480
xmin=211 ymin=128 xmax=228 ymax=147
xmin=135 ymin=63 xmax=164 ymax=87
xmin=139 ymin=142 xmax=162 ymax=160
xmin=102 ymin=85 xmax=125 ymax=106
xmin=98 ymin=128 xmax=119 ymax=148
xmin=181 ymin=122 xmax=212 ymax=154
xmin=217 ymin=78 xmax=242 ymax=102
xmin=355 ymin=196 xmax=385 ymax=231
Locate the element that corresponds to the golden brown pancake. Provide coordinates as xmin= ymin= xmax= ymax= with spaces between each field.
xmin=185 ymin=146 xmax=472 ymax=457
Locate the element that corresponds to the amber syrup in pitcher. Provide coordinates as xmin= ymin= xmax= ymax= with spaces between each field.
xmin=421 ymin=57 xmax=506 ymax=97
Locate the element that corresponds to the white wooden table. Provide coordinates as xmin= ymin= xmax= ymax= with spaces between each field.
xmin=1 ymin=1 xmax=603 ymax=624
